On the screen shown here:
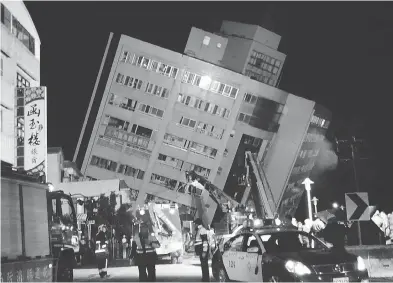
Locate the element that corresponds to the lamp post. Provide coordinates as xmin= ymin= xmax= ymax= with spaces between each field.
xmin=302 ymin=178 xmax=314 ymax=221
xmin=311 ymin=197 xmax=319 ymax=217
xmin=336 ymin=136 xmax=366 ymax=245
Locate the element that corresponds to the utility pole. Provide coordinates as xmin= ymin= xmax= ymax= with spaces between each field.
xmin=336 ymin=136 xmax=368 ymax=245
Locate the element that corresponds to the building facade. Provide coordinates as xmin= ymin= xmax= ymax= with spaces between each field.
xmin=1 ymin=1 xmax=41 ymax=166
xmin=81 ymin=21 xmax=330 ymax=224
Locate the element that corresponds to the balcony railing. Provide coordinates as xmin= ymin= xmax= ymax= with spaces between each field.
xmin=97 ymin=135 xmax=152 ymax=160
xmin=194 ymin=127 xmax=223 ymax=140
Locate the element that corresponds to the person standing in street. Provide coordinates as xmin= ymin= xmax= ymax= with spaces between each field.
xmin=194 ymin=218 xmax=210 ymax=282
xmin=95 ymin=225 xmax=109 ymax=278
xmin=129 ymin=221 xmax=160 ymax=282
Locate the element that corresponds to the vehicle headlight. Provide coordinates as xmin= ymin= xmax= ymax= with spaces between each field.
xmin=357 ymin=256 xmax=367 ymax=271
xmin=285 ymin=260 xmax=312 ymax=276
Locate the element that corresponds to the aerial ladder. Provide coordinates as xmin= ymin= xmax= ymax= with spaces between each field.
xmin=185 ymin=150 xmax=278 ymax=225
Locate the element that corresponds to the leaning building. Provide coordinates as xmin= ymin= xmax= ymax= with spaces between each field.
xmin=80 ymin=21 xmax=331 ymax=224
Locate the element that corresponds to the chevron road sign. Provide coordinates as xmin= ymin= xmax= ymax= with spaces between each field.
xmin=345 ymin=193 xmax=370 ymax=221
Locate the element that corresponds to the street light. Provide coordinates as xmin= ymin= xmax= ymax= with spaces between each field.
xmin=311 ymin=197 xmax=319 ymax=216
xmin=332 ymin=202 xmax=339 ymax=209
xmin=302 ymin=178 xmax=314 ymax=221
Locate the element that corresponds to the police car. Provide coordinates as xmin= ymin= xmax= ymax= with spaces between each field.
xmin=212 ymin=223 xmax=369 ymax=282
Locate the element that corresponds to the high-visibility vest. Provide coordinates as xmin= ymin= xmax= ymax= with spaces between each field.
xmin=134 ymin=235 xmax=158 ymax=254
xmin=195 ymin=226 xmax=209 ymax=254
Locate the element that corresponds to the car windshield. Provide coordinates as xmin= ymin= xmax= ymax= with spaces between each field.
xmin=259 ymin=231 xmax=327 ymax=253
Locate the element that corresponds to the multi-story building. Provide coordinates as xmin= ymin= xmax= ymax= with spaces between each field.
xmin=81 ymin=21 xmax=331 ymax=224
xmin=0 ymin=1 xmax=41 ymax=166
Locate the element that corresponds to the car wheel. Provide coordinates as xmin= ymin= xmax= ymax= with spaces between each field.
xmin=217 ymin=267 xmax=229 ymax=282
xmin=267 ymin=276 xmax=281 ymax=282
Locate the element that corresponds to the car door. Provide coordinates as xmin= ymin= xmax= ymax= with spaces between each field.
xmin=222 ymin=234 xmax=246 ymax=281
xmin=243 ymin=233 xmax=265 ymax=282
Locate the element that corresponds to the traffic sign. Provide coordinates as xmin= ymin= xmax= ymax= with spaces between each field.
xmin=345 ymin=193 xmax=370 ymax=221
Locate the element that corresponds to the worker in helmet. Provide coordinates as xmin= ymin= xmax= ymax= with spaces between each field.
xmin=130 ymin=221 xmax=160 ymax=282
xmin=95 ymin=225 xmax=109 ymax=278
xmin=194 ymin=218 xmax=210 ymax=282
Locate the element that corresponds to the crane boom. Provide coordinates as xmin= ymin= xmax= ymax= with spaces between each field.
xmin=185 ymin=171 xmax=239 ymax=212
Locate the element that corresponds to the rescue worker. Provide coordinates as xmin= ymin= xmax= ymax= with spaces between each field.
xmin=194 ymin=218 xmax=210 ymax=282
xmin=130 ymin=221 xmax=160 ymax=282
xmin=95 ymin=225 xmax=109 ymax=277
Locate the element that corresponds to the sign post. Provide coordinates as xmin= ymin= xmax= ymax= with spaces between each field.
xmin=345 ymin=192 xmax=370 ymax=245
xmin=21 ymin=87 xmax=47 ymax=180
xmin=302 ymin=178 xmax=314 ymax=221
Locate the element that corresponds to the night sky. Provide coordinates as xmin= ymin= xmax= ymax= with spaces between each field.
xmin=25 ymin=2 xmax=393 ymax=213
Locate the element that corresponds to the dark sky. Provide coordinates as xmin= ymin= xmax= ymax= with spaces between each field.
xmin=25 ymin=2 xmax=393 ymax=212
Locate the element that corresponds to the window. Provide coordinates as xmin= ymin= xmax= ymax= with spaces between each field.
xmin=182 ymin=71 xmax=202 ymax=87
xmin=130 ymin=124 xmax=153 ymax=139
xmin=118 ymin=164 xmax=145 ymax=179
xmin=144 ymin=82 xmax=169 ymax=98
xmin=196 ymin=122 xmax=224 ymax=139
xmin=163 ymin=133 xmax=190 ymax=150
xmin=203 ymin=36 xmax=210 ymax=45
xmin=192 ymin=165 xmax=211 ymax=178
xmin=90 ymin=156 xmax=118 ymax=172
xmin=226 ymin=235 xmax=244 ymax=252
xmin=260 ymin=232 xmax=326 ymax=253
xmin=157 ymin=154 xmax=184 ymax=170
xmin=17 ymin=73 xmax=30 ymax=88
xmin=189 ymin=141 xmax=217 ymax=158
xmin=60 ymin=198 xmax=75 ymax=226
xmin=120 ymin=51 xmax=129 ymax=62
xmin=209 ymin=81 xmax=238 ymax=99
xmin=179 ymin=116 xmax=196 ymax=128
xmin=177 ymin=93 xmax=230 ymax=119
xmin=116 ymin=73 xmax=124 ymax=84
xmin=1 ymin=4 xmax=12 ymax=30
xmin=138 ymin=103 xmax=164 ymax=118
xmin=244 ymin=93 xmax=257 ymax=104
xmin=150 ymin=173 xmax=178 ymax=190
xmin=4 ymin=8 xmax=35 ymax=55
xmin=108 ymin=94 xmax=137 ymax=111
xmin=106 ymin=116 xmax=130 ymax=131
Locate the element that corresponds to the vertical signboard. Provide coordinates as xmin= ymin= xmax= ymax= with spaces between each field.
xmin=22 ymin=87 xmax=47 ymax=179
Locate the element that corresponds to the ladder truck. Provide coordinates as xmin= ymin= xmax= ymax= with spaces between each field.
xmin=1 ymin=166 xmax=79 ymax=282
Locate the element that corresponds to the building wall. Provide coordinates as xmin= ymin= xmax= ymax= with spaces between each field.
xmin=220 ymin=36 xmax=253 ymax=74
xmin=81 ymin=28 xmax=330 ymax=224
xmin=262 ymin=94 xmax=315 ymax=207
xmin=1 ymin=1 xmax=40 ymax=166
xmin=47 ymin=152 xmax=63 ymax=186
xmin=184 ymin=27 xmax=228 ymax=65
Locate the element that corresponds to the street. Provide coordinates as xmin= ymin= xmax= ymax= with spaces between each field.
xmin=74 ymin=263 xmax=211 ymax=282
xmin=74 ymin=260 xmax=392 ymax=282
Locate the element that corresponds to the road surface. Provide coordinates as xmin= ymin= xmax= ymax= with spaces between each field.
xmin=74 ymin=258 xmax=391 ymax=282
xmin=74 ymin=263 xmax=210 ymax=282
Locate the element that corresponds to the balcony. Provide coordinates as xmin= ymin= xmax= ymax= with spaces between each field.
xmin=96 ymin=135 xmax=152 ymax=161
xmin=104 ymin=126 xmax=155 ymax=151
